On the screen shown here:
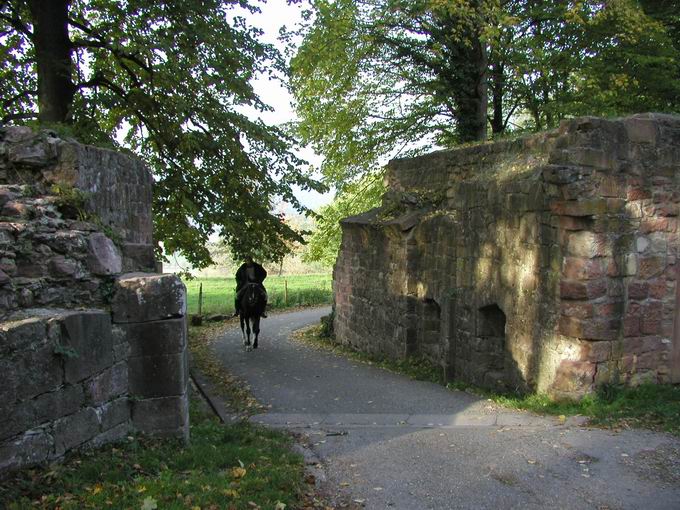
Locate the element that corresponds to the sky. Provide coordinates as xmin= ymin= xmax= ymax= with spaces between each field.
xmin=244 ymin=0 xmax=333 ymax=211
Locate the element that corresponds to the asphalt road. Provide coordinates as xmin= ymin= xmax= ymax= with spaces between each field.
xmin=211 ymin=307 xmax=680 ymax=510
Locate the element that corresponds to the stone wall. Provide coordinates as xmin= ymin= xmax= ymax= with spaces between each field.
xmin=334 ymin=114 xmax=680 ymax=398
xmin=0 ymin=127 xmax=189 ymax=474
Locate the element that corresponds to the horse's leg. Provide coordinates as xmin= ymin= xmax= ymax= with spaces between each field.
xmin=253 ymin=316 xmax=260 ymax=349
xmin=246 ymin=316 xmax=252 ymax=351
xmin=240 ymin=315 xmax=249 ymax=350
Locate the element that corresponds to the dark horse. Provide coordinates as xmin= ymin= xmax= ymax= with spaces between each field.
xmin=238 ymin=282 xmax=267 ymax=351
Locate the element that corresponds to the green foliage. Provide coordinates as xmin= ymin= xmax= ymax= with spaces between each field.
xmin=50 ymin=184 xmax=91 ymax=221
xmin=0 ymin=401 xmax=306 ymax=509
xmin=290 ymin=0 xmax=680 ymax=189
xmin=303 ymin=172 xmax=385 ymax=266
xmin=1 ymin=0 xmax=325 ymax=268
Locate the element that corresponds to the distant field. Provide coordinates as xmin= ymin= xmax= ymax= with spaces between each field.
xmin=184 ymin=274 xmax=333 ymax=315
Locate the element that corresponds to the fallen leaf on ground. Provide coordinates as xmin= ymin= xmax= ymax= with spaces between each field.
xmin=232 ymin=467 xmax=247 ymax=478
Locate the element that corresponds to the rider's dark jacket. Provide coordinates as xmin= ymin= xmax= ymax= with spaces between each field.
xmin=235 ymin=262 xmax=267 ymax=291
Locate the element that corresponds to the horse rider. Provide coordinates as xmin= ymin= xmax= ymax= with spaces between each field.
xmin=234 ymin=256 xmax=268 ymax=318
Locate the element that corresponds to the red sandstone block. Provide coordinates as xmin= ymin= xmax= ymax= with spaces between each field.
xmin=581 ymin=341 xmax=612 ymax=362
xmin=561 ymin=302 xmax=594 ymax=319
xmin=627 ymin=188 xmax=651 ymax=201
xmin=642 ymin=301 xmax=663 ymax=321
xmin=627 ymin=281 xmax=649 ymax=300
xmin=655 ymin=203 xmax=679 ymax=217
xmin=640 ymin=218 xmax=669 ymax=233
xmin=566 ymin=231 xmax=610 ymax=258
xmin=558 ymin=216 xmax=592 ymax=231
xmin=583 ymin=319 xmax=618 ymax=341
xmin=640 ymin=319 xmax=662 ymax=335
xmin=648 ymin=279 xmax=668 ymax=299
xmin=599 ymin=176 xmax=625 ymax=198
xmin=637 ymin=351 xmax=659 ymax=370
xmin=606 ymin=257 xmax=619 ymax=277
xmin=638 ymin=256 xmax=666 ymax=279
xmin=551 ymin=200 xmax=608 ymax=217
xmin=562 ymin=257 xmax=604 ymax=280
xmin=552 ymin=360 xmax=596 ymax=392
xmin=560 ymin=280 xmax=588 ymax=300
xmin=623 ymin=316 xmax=640 ymax=337
xmin=594 ymin=302 xmax=622 ymax=318
xmin=587 ymin=279 xmax=608 ymax=299
xmin=620 ymin=354 xmax=635 ymax=372
xmin=558 ymin=316 xmax=583 ymax=337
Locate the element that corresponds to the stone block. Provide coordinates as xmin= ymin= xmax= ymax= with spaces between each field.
xmin=121 ymin=243 xmax=156 ymax=272
xmin=14 ymin=339 xmax=63 ymax=402
xmin=638 ymin=256 xmax=666 ymax=279
xmin=551 ymin=199 xmax=608 ymax=217
xmin=112 ymin=273 xmax=186 ymax=323
xmin=581 ymin=341 xmax=612 ymax=362
xmin=86 ymin=233 xmax=122 ymax=275
xmin=49 ymin=255 xmax=80 ymax=278
xmin=98 ymin=397 xmax=130 ymax=431
xmin=132 ymin=394 xmax=189 ymax=439
xmin=0 ymin=316 xmax=47 ymax=356
xmin=551 ymin=360 xmax=596 ymax=394
xmin=0 ymin=429 xmax=53 ymax=473
xmin=56 ymin=310 xmax=114 ymax=384
xmin=627 ymin=281 xmax=649 ymax=300
xmin=54 ymin=407 xmax=100 ymax=455
xmin=624 ymin=117 xmax=657 ymax=144
xmin=562 ymin=257 xmax=604 ymax=280
xmin=87 ymin=422 xmax=130 ymax=449
xmin=85 ymin=362 xmax=128 ymax=405
xmin=566 ymin=231 xmax=610 ymax=258
xmin=121 ymin=318 xmax=187 ymax=357
xmin=129 ymin=353 xmax=187 ymax=398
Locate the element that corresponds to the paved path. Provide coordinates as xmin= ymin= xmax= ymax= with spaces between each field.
xmin=212 ymin=307 xmax=680 ymax=510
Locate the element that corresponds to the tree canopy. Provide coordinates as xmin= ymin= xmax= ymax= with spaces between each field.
xmin=303 ymin=172 xmax=385 ymax=266
xmin=290 ymin=0 xmax=680 ymax=189
xmin=0 ymin=0 xmax=324 ymax=268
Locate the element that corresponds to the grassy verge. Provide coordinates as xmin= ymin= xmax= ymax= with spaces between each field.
xmin=294 ymin=325 xmax=680 ymax=436
xmin=189 ymin=321 xmax=265 ymax=415
xmin=1 ymin=400 xmax=306 ymax=510
xmin=184 ymin=275 xmax=333 ymax=316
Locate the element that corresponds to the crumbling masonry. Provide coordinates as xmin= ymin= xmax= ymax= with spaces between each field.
xmin=0 ymin=127 xmax=189 ymax=474
xmin=333 ymin=114 xmax=680 ymax=398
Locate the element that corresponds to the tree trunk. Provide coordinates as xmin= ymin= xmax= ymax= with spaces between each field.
xmin=28 ymin=0 xmax=74 ymax=124
xmin=455 ymin=38 xmax=488 ymax=143
xmin=490 ymin=60 xmax=505 ymax=135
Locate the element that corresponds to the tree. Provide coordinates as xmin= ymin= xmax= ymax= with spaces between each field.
xmin=303 ymin=172 xmax=385 ymax=266
xmin=288 ymin=0 xmax=495 ymax=187
xmin=290 ymin=0 xmax=680 ymax=189
xmin=0 ymin=0 xmax=325 ymax=268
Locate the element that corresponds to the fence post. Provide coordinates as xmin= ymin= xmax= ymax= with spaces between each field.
xmin=198 ymin=282 xmax=203 ymax=316
xmin=284 ymin=279 xmax=288 ymax=306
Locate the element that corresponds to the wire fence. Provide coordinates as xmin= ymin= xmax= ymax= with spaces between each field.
xmin=184 ymin=274 xmax=333 ymax=316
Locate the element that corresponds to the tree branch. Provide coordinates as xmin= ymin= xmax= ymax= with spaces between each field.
xmin=2 ymin=111 xmax=37 ymax=123
xmin=69 ymin=18 xmax=152 ymax=73
xmin=0 ymin=11 xmax=32 ymax=37
xmin=3 ymin=89 xmax=36 ymax=108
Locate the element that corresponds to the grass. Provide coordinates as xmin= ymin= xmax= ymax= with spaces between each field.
xmin=0 ymin=400 xmax=307 ymax=510
xmin=294 ymin=324 xmax=680 ymax=436
xmin=184 ymin=275 xmax=333 ymax=316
